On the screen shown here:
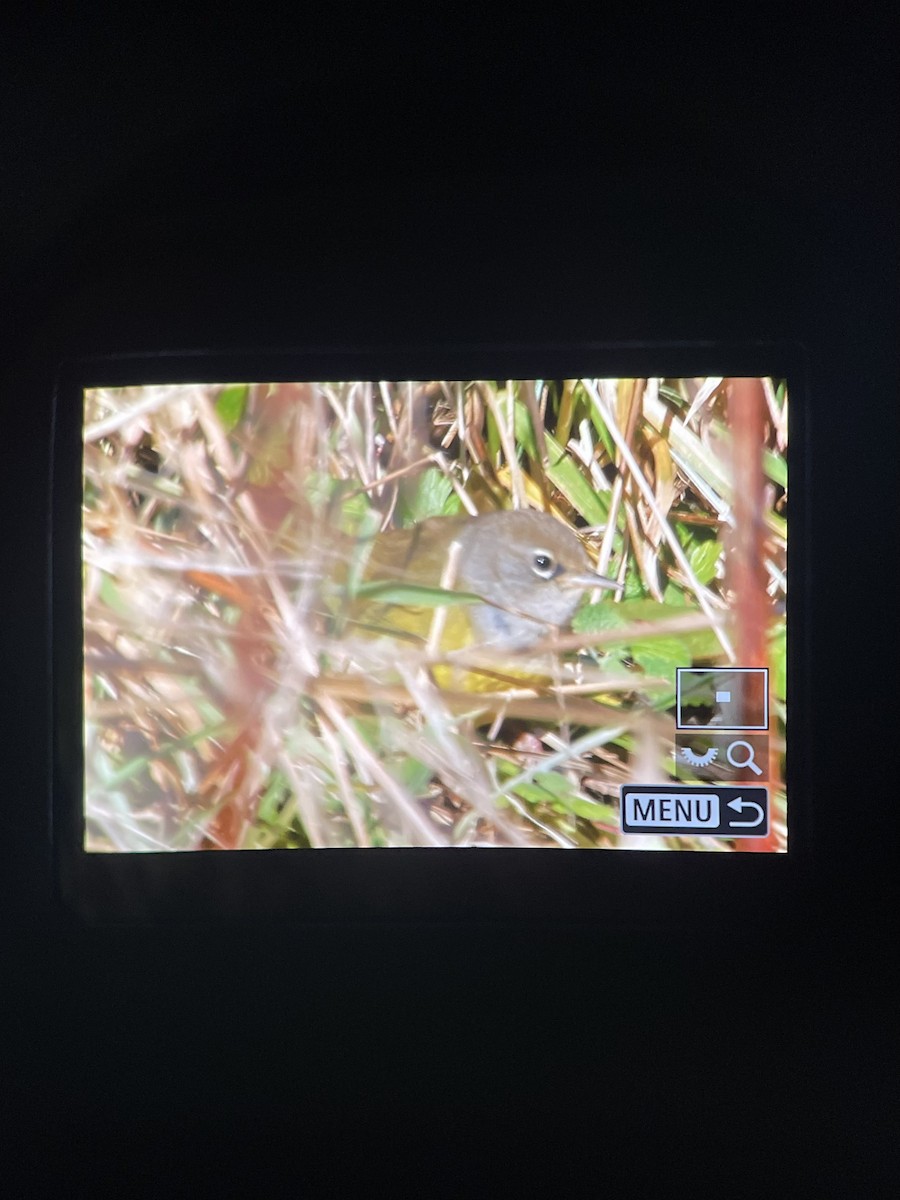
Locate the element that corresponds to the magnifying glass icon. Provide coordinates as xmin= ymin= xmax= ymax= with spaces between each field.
xmin=726 ymin=740 xmax=763 ymax=776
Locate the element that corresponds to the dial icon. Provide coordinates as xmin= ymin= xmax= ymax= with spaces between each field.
xmin=679 ymin=746 xmax=719 ymax=767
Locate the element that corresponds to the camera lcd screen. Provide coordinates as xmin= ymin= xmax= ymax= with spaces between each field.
xmin=78 ymin=375 xmax=788 ymax=855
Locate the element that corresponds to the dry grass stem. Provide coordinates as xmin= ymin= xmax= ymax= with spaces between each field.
xmin=82 ymin=375 xmax=787 ymax=852
xmin=582 ymin=379 xmax=736 ymax=661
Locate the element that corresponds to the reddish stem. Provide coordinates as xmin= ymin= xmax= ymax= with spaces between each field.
xmin=727 ymin=378 xmax=780 ymax=852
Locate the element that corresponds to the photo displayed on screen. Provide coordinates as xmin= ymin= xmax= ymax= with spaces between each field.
xmin=81 ymin=377 xmax=787 ymax=852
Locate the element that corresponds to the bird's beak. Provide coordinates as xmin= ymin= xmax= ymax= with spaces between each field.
xmin=565 ymin=570 xmax=624 ymax=594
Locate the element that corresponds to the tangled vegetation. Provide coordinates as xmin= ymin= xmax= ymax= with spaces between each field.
xmin=82 ymin=376 xmax=787 ymax=851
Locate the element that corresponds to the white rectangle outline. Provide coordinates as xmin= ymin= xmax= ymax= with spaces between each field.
xmin=675 ymin=667 xmax=769 ymax=731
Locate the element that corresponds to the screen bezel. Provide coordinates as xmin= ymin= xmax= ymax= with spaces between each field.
xmin=51 ymin=344 xmax=810 ymax=928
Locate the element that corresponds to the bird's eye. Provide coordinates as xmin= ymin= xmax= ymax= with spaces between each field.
xmin=532 ymin=551 xmax=556 ymax=579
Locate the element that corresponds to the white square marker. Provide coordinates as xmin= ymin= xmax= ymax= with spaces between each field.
xmin=715 ymin=690 xmax=731 ymax=703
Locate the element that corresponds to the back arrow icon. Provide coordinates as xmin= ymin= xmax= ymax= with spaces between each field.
xmin=727 ymin=797 xmax=764 ymax=827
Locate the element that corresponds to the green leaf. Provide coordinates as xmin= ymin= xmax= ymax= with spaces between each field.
xmin=513 ymin=396 xmax=538 ymax=456
xmin=688 ymin=538 xmax=722 ymax=585
xmin=568 ymin=797 xmax=618 ymax=822
xmin=340 ymin=490 xmax=377 ymax=536
xmin=513 ymin=401 xmax=609 ymax=525
xmin=674 ymin=521 xmax=695 ymax=550
xmin=554 ymin=380 xmax=579 ymax=451
xmin=401 ymin=467 xmax=460 ymax=523
xmin=679 ymin=629 xmax=724 ymax=660
xmin=510 ymin=772 xmax=619 ymax=823
xmin=621 ymin=600 xmax=723 ymax=658
xmin=393 ymin=756 xmax=434 ymax=796
xmin=504 ymin=766 xmax=579 ymax=808
xmin=763 ymin=449 xmax=787 ymax=489
xmin=257 ymin=772 xmax=290 ymax=824
xmin=486 ymin=400 xmax=501 ymax=462
xmin=511 ymin=781 xmax=552 ymax=805
xmin=99 ymin=572 xmax=130 ymax=618
xmin=531 ymin=771 xmax=577 ymax=799
xmin=623 ymin=566 xmax=647 ymax=600
xmin=769 ymin=620 xmax=786 ymax=702
xmin=343 ymin=507 xmax=384 ymax=597
xmin=572 ymin=601 xmax=630 ymax=635
xmin=350 ymin=715 xmax=381 ymax=750
xmin=662 ymin=582 xmax=689 ymax=606
xmin=586 ymin=396 xmax=617 ymax=462
xmin=215 ymin=384 xmax=248 ymax=432
xmin=304 ymin=469 xmax=338 ymax=511
xmin=594 ymin=644 xmax=630 ymax=671
xmin=572 ymin=598 xmax=723 ymax=668
xmin=631 ymin=638 xmax=686 ymax=681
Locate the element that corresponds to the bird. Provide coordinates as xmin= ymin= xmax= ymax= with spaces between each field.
xmin=337 ymin=509 xmax=620 ymax=691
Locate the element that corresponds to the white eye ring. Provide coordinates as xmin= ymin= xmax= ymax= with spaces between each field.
xmin=531 ymin=550 xmax=556 ymax=579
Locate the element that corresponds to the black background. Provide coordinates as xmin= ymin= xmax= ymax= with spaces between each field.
xmin=1 ymin=8 xmax=896 ymax=1193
